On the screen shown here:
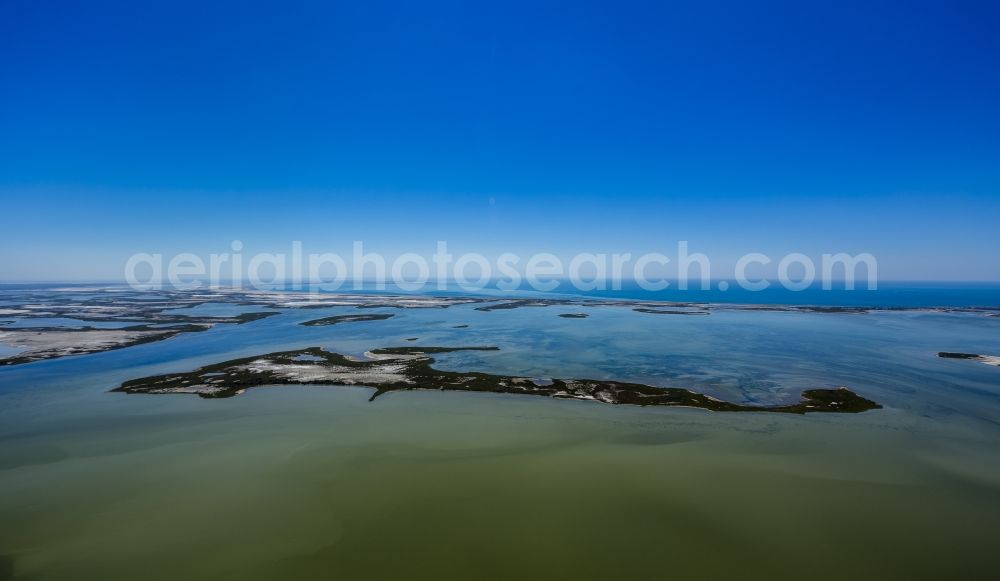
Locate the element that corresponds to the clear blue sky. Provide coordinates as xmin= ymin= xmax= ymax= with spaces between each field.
xmin=1 ymin=0 xmax=998 ymax=281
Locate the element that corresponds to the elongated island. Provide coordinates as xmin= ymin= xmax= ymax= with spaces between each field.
xmin=115 ymin=346 xmax=881 ymax=414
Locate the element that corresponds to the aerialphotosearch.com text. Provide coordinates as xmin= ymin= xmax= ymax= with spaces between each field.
xmin=125 ymin=241 xmax=878 ymax=293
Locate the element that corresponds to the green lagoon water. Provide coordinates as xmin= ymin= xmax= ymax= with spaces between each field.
xmin=1 ymin=296 xmax=1000 ymax=579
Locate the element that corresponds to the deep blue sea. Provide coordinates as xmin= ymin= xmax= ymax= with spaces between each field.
xmin=314 ymin=280 xmax=1000 ymax=309
xmin=4 ymin=281 xmax=998 ymax=308
xmin=557 ymin=281 xmax=1000 ymax=308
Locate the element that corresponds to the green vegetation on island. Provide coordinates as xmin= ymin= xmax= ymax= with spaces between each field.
xmin=116 ymin=346 xmax=881 ymax=414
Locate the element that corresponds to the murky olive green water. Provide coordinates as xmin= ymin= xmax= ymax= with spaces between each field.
xmin=2 ymin=301 xmax=999 ymax=580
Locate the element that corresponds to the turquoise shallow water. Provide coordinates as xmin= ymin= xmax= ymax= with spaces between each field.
xmin=1 ymin=293 xmax=999 ymax=580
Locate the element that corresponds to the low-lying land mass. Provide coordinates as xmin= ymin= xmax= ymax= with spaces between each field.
xmin=474 ymin=299 xmax=553 ymax=312
xmin=0 ymin=324 xmax=210 ymax=366
xmin=300 ymin=313 xmax=394 ymax=326
xmin=115 ymin=346 xmax=881 ymax=413
xmin=938 ymin=352 xmax=1000 ymax=366
xmin=633 ymin=308 xmax=709 ymax=315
